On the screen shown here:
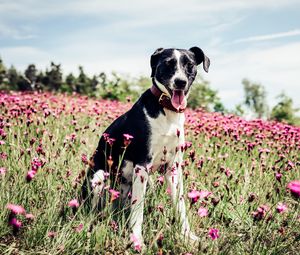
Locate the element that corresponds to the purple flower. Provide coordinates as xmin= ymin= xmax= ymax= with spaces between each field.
xmin=208 ymin=228 xmax=219 ymax=240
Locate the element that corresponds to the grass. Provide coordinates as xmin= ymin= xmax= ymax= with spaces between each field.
xmin=0 ymin=91 xmax=299 ymax=254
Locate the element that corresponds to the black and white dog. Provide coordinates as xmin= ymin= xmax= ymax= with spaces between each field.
xmin=82 ymin=47 xmax=210 ymax=245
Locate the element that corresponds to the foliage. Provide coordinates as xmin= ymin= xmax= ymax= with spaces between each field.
xmin=187 ymin=76 xmax=225 ymax=112
xmin=271 ymin=93 xmax=300 ymax=125
xmin=0 ymin=57 xmax=225 ymax=111
xmin=242 ymin=79 xmax=268 ymax=118
xmin=0 ymin=92 xmax=299 ymax=254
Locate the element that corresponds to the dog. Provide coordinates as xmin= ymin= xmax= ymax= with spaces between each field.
xmin=82 ymin=46 xmax=210 ymax=246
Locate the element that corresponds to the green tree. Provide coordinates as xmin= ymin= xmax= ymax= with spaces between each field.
xmin=0 ymin=57 xmax=7 ymax=85
xmin=76 ymin=66 xmax=91 ymax=94
xmin=44 ymin=62 xmax=63 ymax=91
xmin=188 ymin=76 xmax=225 ymax=112
xmin=7 ymin=65 xmax=19 ymax=90
xmin=242 ymin=79 xmax=268 ymax=118
xmin=270 ymin=93 xmax=299 ymax=125
xmin=24 ymin=64 xmax=37 ymax=89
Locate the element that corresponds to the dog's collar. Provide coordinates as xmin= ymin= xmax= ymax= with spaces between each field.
xmin=150 ymin=84 xmax=186 ymax=113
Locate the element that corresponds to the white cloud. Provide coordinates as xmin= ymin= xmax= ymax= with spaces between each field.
xmin=233 ymin=29 xmax=300 ymax=43
xmin=208 ymin=42 xmax=300 ymax=109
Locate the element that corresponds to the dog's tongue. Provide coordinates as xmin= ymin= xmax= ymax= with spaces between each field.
xmin=171 ymin=90 xmax=187 ymax=110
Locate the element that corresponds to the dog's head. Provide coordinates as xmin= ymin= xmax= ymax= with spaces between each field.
xmin=150 ymin=47 xmax=210 ymax=110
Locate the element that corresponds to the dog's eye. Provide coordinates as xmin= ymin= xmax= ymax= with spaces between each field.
xmin=165 ymin=59 xmax=176 ymax=67
xmin=186 ymin=63 xmax=194 ymax=73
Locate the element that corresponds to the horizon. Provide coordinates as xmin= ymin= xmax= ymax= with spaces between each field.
xmin=1 ymin=0 xmax=300 ymax=110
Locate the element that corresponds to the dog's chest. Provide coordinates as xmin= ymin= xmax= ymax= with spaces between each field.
xmin=145 ymin=109 xmax=185 ymax=169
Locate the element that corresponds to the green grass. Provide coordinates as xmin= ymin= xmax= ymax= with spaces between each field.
xmin=0 ymin=91 xmax=299 ymax=254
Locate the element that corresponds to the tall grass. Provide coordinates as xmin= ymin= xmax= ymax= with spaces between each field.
xmin=0 ymin=91 xmax=299 ymax=254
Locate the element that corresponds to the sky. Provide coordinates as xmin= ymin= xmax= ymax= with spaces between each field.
xmin=0 ymin=0 xmax=300 ymax=110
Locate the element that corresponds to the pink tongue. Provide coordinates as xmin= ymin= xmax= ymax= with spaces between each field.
xmin=171 ymin=90 xmax=187 ymax=110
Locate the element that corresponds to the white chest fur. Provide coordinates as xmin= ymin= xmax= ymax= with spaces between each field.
xmin=145 ymin=108 xmax=185 ymax=169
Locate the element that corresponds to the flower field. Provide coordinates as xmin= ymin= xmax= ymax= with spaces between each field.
xmin=0 ymin=91 xmax=299 ymax=254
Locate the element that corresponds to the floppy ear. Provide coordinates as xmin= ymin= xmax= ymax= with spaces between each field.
xmin=150 ymin=48 xmax=164 ymax=77
xmin=189 ymin=46 xmax=210 ymax=73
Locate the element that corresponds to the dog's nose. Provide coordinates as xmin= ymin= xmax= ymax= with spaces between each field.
xmin=174 ymin=78 xmax=187 ymax=89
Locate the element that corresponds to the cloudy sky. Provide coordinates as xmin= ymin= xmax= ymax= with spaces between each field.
xmin=1 ymin=0 xmax=300 ymax=109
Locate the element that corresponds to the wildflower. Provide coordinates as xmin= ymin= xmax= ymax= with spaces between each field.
xmin=276 ymin=202 xmax=288 ymax=214
xmin=74 ymin=223 xmax=84 ymax=232
xmin=7 ymin=204 xmax=26 ymax=215
xmin=123 ymin=133 xmax=134 ymax=147
xmin=107 ymin=156 xmax=113 ymax=168
xmin=252 ymin=205 xmax=269 ymax=220
xmin=0 ymin=167 xmax=6 ymax=175
xmin=287 ymin=180 xmax=300 ymax=197
xmin=81 ymin=154 xmax=88 ymax=165
xmin=197 ymin=207 xmax=208 ymax=217
xmin=225 ymin=168 xmax=232 ymax=177
xmin=157 ymin=175 xmax=164 ymax=185
xmin=275 ymin=172 xmax=282 ymax=182
xmin=26 ymin=170 xmax=37 ymax=182
xmin=109 ymin=189 xmax=120 ymax=202
xmin=208 ymin=228 xmax=219 ymax=240
xmin=130 ymin=234 xmax=142 ymax=252
xmin=25 ymin=213 xmax=35 ymax=220
xmin=9 ymin=218 xmax=22 ymax=234
xmin=188 ymin=190 xmax=212 ymax=204
xmin=47 ymin=231 xmax=57 ymax=238
xmin=68 ymin=199 xmax=79 ymax=208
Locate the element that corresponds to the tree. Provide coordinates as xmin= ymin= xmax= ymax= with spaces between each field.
xmin=0 ymin=57 xmax=7 ymax=85
xmin=7 ymin=66 xmax=19 ymax=90
xmin=242 ymin=79 xmax=268 ymax=118
xmin=75 ymin=66 xmax=90 ymax=94
xmin=24 ymin=64 xmax=37 ymax=89
xmin=270 ymin=93 xmax=299 ymax=125
xmin=188 ymin=76 xmax=225 ymax=112
xmin=64 ymin=73 xmax=77 ymax=92
xmin=44 ymin=62 xmax=63 ymax=91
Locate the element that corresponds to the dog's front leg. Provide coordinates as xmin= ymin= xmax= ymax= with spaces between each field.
xmin=165 ymin=152 xmax=199 ymax=242
xmin=129 ymin=165 xmax=149 ymax=246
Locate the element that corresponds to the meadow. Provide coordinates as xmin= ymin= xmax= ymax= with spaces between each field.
xmin=0 ymin=91 xmax=299 ymax=255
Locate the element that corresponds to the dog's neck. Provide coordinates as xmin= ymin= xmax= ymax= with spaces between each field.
xmin=150 ymin=80 xmax=186 ymax=113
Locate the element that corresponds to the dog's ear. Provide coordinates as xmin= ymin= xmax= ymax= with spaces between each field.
xmin=189 ymin=47 xmax=210 ymax=73
xmin=150 ymin=48 xmax=164 ymax=77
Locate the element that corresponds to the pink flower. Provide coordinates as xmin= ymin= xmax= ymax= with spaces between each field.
xmin=252 ymin=205 xmax=269 ymax=220
xmin=25 ymin=213 xmax=35 ymax=220
xmin=74 ymin=223 xmax=84 ymax=232
xmin=197 ymin=207 xmax=208 ymax=217
xmin=287 ymin=180 xmax=300 ymax=197
xmin=81 ymin=154 xmax=88 ymax=164
xmin=276 ymin=202 xmax=288 ymax=214
xmin=9 ymin=217 xmax=22 ymax=233
xmin=109 ymin=189 xmax=120 ymax=201
xmin=26 ymin=170 xmax=37 ymax=182
xmin=275 ymin=172 xmax=282 ymax=181
xmin=7 ymin=204 xmax=26 ymax=215
xmin=123 ymin=133 xmax=134 ymax=140
xmin=123 ymin=133 xmax=134 ymax=147
xmin=68 ymin=199 xmax=79 ymax=208
xmin=208 ymin=228 xmax=219 ymax=240
xmin=0 ymin=167 xmax=6 ymax=175
xmin=157 ymin=175 xmax=164 ymax=185
xmin=130 ymin=234 xmax=142 ymax=252
xmin=188 ymin=190 xmax=211 ymax=204
xmin=47 ymin=231 xmax=57 ymax=238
